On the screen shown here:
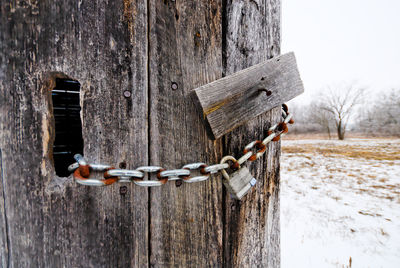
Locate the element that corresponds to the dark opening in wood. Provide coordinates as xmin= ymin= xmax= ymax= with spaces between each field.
xmin=52 ymin=78 xmax=83 ymax=177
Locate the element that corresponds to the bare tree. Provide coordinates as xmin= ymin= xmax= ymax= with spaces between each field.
xmin=318 ymin=83 xmax=366 ymax=140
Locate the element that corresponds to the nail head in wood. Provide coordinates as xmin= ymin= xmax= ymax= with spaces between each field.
xmin=171 ymin=82 xmax=178 ymax=90
xmin=123 ymin=90 xmax=131 ymax=98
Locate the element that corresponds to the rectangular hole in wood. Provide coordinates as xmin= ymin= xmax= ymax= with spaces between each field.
xmin=52 ymin=78 xmax=83 ymax=177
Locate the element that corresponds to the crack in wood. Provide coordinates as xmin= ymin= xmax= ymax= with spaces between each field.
xmin=0 ymin=148 xmax=11 ymax=268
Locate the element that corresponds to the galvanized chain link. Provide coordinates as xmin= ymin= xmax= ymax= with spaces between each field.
xmin=69 ymin=104 xmax=294 ymax=187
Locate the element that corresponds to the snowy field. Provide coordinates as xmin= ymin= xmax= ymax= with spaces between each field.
xmin=280 ymin=138 xmax=400 ymax=268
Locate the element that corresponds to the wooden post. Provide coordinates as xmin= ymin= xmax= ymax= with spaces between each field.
xmin=0 ymin=0 xmax=281 ymax=267
xmin=223 ymin=2 xmax=281 ymax=266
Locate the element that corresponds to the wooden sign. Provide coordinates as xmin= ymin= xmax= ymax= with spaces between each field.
xmin=193 ymin=52 xmax=304 ymax=140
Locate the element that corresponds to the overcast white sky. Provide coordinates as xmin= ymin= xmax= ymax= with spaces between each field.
xmin=282 ymin=0 xmax=400 ymax=104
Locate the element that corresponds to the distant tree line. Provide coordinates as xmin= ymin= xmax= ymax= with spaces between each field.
xmin=289 ymin=84 xmax=399 ymax=140
xmin=357 ymin=89 xmax=400 ymax=136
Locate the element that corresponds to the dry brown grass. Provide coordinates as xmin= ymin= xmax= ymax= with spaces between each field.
xmin=380 ymin=228 xmax=389 ymax=236
xmin=358 ymin=210 xmax=382 ymax=217
xmin=285 ymin=133 xmax=400 ymax=140
xmin=370 ymin=184 xmax=398 ymax=190
xmin=282 ymin=144 xmax=400 ymax=161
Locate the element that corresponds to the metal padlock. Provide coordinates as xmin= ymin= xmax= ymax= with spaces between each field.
xmin=220 ymin=156 xmax=257 ymax=200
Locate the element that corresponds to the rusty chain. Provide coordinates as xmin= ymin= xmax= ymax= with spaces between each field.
xmin=68 ymin=104 xmax=294 ymax=187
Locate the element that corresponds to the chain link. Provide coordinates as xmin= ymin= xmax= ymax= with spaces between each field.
xmin=70 ymin=104 xmax=294 ymax=187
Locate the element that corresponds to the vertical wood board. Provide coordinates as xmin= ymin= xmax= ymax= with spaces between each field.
xmin=0 ymin=1 xmax=149 ymax=267
xmin=223 ymin=1 xmax=282 ymax=267
xmin=148 ymin=0 xmax=224 ymax=266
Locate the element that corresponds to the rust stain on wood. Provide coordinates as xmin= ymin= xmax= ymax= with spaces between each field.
xmin=123 ymin=0 xmax=137 ymax=43
xmin=204 ymin=99 xmax=228 ymax=115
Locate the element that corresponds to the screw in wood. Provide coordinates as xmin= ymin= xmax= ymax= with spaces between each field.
xmin=119 ymin=162 xmax=127 ymax=169
xmin=123 ymin=90 xmax=131 ymax=98
xmin=171 ymin=82 xmax=178 ymax=90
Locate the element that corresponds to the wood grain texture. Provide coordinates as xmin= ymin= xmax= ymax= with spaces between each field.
xmin=0 ymin=1 xmax=148 ymax=267
xmin=148 ymin=0 xmax=224 ymax=266
xmin=223 ymin=0 xmax=282 ymax=267
xmin=194 ymin=52 xmax=303 ymax=139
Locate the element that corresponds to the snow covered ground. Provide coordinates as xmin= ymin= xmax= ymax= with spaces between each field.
xmin=280 ymin=138 xmax=400 ymax=268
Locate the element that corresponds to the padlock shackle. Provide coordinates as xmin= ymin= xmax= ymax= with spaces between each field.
xmin=220 ymin=155 xmax=239 ymax=181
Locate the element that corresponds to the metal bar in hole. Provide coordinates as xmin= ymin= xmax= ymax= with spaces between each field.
xmin=53 ymin=152 xmax=73 ymax=155
xmin=52 ymin=90 xmax=80 ymax=94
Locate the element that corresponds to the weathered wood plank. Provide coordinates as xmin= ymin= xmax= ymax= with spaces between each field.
xmin=148 ymin=0 xmax=224 ymax=266
xmin=223 ymin=0 xmax=282 ymax=267
xmin=194 ymin=52 xmax=303 ymax=139
xmin=0 ymin=1 xmax=149 ymax=267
